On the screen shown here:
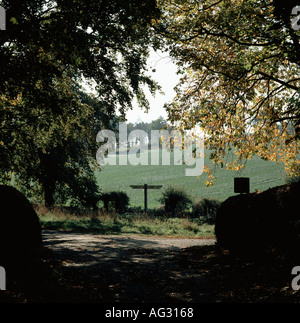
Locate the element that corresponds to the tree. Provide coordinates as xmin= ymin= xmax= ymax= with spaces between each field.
xmin=1 ymin=73 xmax=101 ymax=207
xmin=149 ymin=115 xmax=168 ymax=132
xmin=0 ymin=0 xmax=161 ymax=206
xmin=0 ymin=0 xmax=160 ymax=113
xmin=156 ymin=0 xmax=300 ymax=184
xmin=125 ymin=116 xmax=168 ymax=148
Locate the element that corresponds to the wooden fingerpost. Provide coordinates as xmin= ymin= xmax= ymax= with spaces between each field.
xmin=130 ymin=184 xmax=163 ymax=213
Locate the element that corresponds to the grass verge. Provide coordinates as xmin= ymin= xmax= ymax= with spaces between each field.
xmin=36 ymin=206 xmax=215 ymax=238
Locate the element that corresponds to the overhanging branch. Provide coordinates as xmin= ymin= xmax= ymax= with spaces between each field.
xmin=257 ymin=71 xmax=300 ymax=91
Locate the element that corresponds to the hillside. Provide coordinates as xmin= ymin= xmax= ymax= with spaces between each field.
xmin=95 ymin=149 xmax=286 ymax=209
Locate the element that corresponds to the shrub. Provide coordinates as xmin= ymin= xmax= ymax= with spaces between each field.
xmin=0 ymin=185 xmax=42 ymax=266
xmin=215 ymin=181 xmax=300 ymax=259
xmin=100 ymin=191 xmax=129 ymax=214
xmin=84 ymin=193 xmax=101 ymax=210
xmin=159 ymin=186 xmax=192 ymax=217
xmin=191 ymin=198 xmax=221 ymax=224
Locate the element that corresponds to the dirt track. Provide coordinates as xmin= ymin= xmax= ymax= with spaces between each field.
xmin=3 ymin=230 xmax=295 ymax=303
xmin=42 ymin=230 xmax=216 ymax=271
xmin=42 ymin=230 xmax=217 ymax=302
xmin=40 ymin=230 xmax=298 ymax=303
xmin=43 ymin=230 xmax=216 ymax=252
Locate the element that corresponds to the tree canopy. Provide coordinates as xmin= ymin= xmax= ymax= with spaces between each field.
xmin=0 ymin=0 xmax=161 ymax=206
xmin=156 ymin=0 xmax=300 ymax=185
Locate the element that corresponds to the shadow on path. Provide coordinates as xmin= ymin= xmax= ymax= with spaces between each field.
xmin=42 ymin=230 xmax=216 ymax=302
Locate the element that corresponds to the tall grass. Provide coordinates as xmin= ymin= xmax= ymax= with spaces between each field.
xmin=36 ymin=205 xmax=215 ymax=238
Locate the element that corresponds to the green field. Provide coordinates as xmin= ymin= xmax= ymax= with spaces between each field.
xmin=95 ymin=148 xmax=286 ymax=209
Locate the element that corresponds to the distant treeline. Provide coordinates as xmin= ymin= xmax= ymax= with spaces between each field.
xmin=127 ymin=116 xmax=169 ymax=135
xmin=122 ymin=116 xmax=173 ymax=148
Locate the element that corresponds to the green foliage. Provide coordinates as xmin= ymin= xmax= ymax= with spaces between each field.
xmin=0 ymin=0 xmax=161 ymax=206
xmin=159 ymin=186 xmax=192 ymax=217
xmin=1 ymin=0 xmax=161 ymax=114
xmin=125 ymin=116 xmax=169 ymax=149
xmin=53 ymin=164 xmax=101 ymax=210
xmin=191 ymin=198 xmax=221 ymax=225
xmin=100 ymin=191 xmax=130 ymax=214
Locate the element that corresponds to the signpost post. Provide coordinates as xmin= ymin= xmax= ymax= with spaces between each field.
xmin=0 ymin=266 xmax=6 ymax=290
xmin=130 ymin=184 xmax=163 ymax=213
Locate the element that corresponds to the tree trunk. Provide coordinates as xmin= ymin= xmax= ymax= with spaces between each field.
xmin=39 ymin=151 xmax=57 ymax=209
xmin=43 ymin=179 xmax=56 ymax=209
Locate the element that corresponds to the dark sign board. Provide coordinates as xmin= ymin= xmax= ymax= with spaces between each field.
xmin=234 ymin=177 xmax=250 ymax=194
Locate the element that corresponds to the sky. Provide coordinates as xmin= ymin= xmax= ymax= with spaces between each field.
xmin=125 ymin=50 xmax=181 ymax=124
